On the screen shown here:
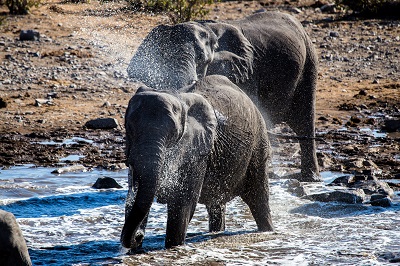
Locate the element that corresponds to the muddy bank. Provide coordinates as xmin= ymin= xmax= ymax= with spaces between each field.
xmin=0 ymin=0 xmax=399 ymax=178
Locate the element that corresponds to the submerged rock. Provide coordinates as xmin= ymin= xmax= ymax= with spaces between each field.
xmin=369 ymin=195 xmax=392 ymax=207
xmin=92 ymin=176 xmax=122 ymax=189
xmin=303 ymin=189 xmax=365 ymax=204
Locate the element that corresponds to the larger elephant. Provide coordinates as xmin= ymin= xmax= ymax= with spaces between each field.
xmin=121 ymin=75 xmax=273 ymax=249
xmin=127 ymin=11 xmax=320 ymax=182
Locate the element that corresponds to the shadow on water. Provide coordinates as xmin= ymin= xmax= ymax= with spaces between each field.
xmin=290 ymin=201 xmax=400 ymax=218
xmin=29 ymin=240 xmax=123 ymax=266
xmin=0 ymin=190 xmax=126 ymax=218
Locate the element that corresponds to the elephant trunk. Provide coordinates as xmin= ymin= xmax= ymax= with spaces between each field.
xmin=121 ymin=139 xmax=166 ymax=249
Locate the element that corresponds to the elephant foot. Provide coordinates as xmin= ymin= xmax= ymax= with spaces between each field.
xmin=132 ymin=230 xmax=145 ymax=249
xmin=126 ymin=246 xmax=146 ymax=255
xmin=124 ymin=230 xmax=145 ymax=251
xmin=286 ymin=172 xmax=322 ymax=182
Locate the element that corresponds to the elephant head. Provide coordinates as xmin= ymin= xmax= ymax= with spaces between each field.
xmin=127 ymin=21 xmax=254 ymax=90
xmin=121 ymin=87 xmax=217 ymax=249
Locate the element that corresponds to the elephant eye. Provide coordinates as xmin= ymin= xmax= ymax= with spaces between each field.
xmin=199 ymin=31 xmax=207 ymax=39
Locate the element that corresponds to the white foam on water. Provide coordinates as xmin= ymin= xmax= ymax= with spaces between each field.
xmin=1 ymin=166 xmax=400 ymax=265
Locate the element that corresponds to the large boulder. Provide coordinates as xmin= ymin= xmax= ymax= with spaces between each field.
xmin=0 ymin=210 xmax=32 ymax=266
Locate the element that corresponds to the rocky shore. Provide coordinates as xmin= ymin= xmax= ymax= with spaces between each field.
xmin=0 ymin=0 xmax=399 ymax=193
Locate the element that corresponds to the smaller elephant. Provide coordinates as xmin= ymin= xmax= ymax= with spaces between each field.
xmin=0 ymin=210 xmax=32 ymax=266
xmin=121 ymin=75 xmax=273 ymax=250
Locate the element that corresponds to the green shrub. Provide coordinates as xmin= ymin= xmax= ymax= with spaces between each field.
xmin=127 ymin=0 xmax=217 ymax=23
xmin=4 ymin=0 xmax=40 ymax=14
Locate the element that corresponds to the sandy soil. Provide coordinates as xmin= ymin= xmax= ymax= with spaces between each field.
xmin=0 ymin=0 xmax=399 ymax=177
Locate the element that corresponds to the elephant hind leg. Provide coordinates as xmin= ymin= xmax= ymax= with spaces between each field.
xmin=241 ymin=187 xmax=273 ymax=232
xmin=206 ymin=204 xmax=226 ymax=232
xmin=241 ymin=158 xmax=273 ymax=232
xmin=287 ymin=50 xmax=321 ymax=182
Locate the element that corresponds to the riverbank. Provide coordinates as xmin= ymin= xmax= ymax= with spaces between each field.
xmin=0 ymin=0 xmax=399 ymax=175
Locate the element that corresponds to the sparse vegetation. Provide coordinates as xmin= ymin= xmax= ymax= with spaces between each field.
xmin=1 ymin=0 xmax=40 ymax=14
xmin=126 ymin=0 xmax=217 ymax=23
xmin=336 ymin=0 xmax=400 ymax=17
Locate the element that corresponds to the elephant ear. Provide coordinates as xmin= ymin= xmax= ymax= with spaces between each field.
xmin=202 ymin=22 xmax=254 ymax=84
xmin=180 ymin=93 xmax=217 ymax=157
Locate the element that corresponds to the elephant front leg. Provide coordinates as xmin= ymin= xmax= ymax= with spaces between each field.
xmin=206 ymin=204 xmax=226 ymax=232
xmin=165 ymin=201 xmax=197 ymax=249
xmin=132 ymin=213 xmax=149 ymax=250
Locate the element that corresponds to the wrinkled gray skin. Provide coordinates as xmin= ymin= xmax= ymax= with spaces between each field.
xmin=121 ymin=75 xmax=273 ymax=249
xmin=127 ymin=11 xmax=320 ymax=182
xmin=0 ymin=210 xmax=32 ymax=266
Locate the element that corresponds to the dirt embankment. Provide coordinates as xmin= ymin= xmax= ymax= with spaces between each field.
xmin=0 ymin=0 xmax=399 ymax=177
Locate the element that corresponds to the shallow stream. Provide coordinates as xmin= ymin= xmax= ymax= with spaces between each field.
xmin=0 ymin=165 xmax=399 ymax=265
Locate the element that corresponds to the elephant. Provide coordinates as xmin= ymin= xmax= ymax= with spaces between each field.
xmin=121 ymin=75 xmax=273 ymax=250
xmin=0 ymin=210 xmax=32 ymax=266
xmin=127 ymin=11 xmax=320 ymax=182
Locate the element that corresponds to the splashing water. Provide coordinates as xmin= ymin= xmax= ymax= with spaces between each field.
xmin=0 ymin=164 xmax=399 ymax=265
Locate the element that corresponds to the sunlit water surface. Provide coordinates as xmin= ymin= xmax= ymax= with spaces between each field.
xmin=0 ymin=165 xmax=399 ymax=265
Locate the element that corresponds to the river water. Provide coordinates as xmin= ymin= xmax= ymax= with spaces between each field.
xmin=0 ymin=163 xmax=399 ymax=265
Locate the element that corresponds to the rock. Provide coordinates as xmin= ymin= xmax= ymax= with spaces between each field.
xmin=85 ymin=118 xmax=119 ymax=130
xmin=19 ymin=30 xmax=40 ymax=41
xmin=0 ymin=210 xmax=32 ymax=266
xmin=303 ymin=189 xmax=365 ymax=204
xmin=345 ymin=158 xmax=379 ymax=170
xmin=284 ymin=179 xmax=309 ymax=197
xmin=358 ymin=89 xmax=368 ymax=96
xmin=0 ymin=98 xmax=7 ymax=108
xmin=352 ymin=180 xmax=395 ymax=198
xmin=102 ymin=101 xmax=111 ymax=108
xmin=51 ymin=165 xmax=87 ymax=174
xmin=329 ymin=31 xmax=340 ymax=38
xmin=328 ymin=175 xmax=354 ymax=186
xmin=92 ymin=176 xmax=122 ymax=189
xmin=35 ymin=98 xmax=53 ymax=107
xmin=370 ymin=196 xmax=392 ymax=207
xmin=320 ymin=4 xmax=336 ymax=13
xmin=370 ymin=194 xmax=387 ymax=201
xmin=382 ymin=119 xmax=400 ymax=132
xmin=47 ymin=92 xmax=58 ymax=98
xmin=317 ymin=152 xmax=334 ymax=169
xmin=289 ymin=7 xmax=303 ymax=14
